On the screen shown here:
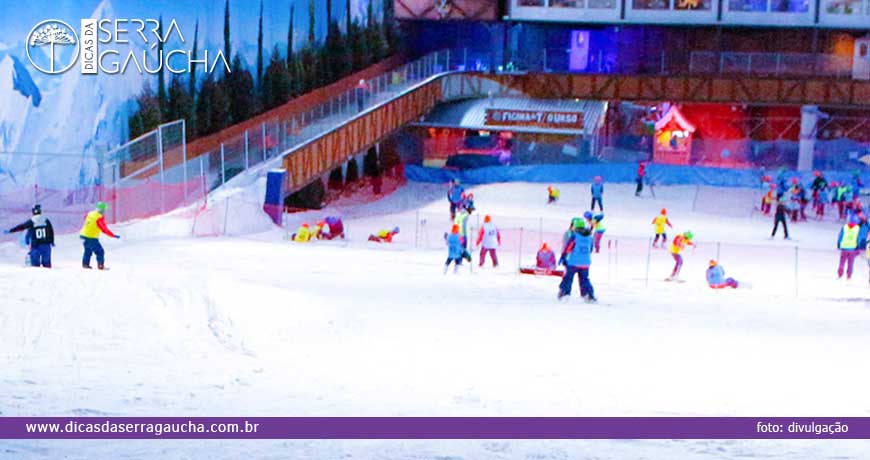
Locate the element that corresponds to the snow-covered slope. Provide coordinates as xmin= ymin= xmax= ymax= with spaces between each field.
xmin=1 ymin=181 xmax=869 ymax=459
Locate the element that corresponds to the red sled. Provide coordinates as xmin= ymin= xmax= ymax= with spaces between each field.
xmin=519 ymin=267 xmax=565 ymax=277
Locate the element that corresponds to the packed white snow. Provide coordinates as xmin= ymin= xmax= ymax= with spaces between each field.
xmin=1 ymin=180 xmax=869 ymax=459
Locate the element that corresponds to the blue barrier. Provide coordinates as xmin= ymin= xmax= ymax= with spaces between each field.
xmin=405 ymin=163 xmax=870 ymax=189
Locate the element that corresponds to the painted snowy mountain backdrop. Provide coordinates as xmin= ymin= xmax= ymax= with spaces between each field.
xmin=0 ymin=0 xmax=383 ymax=190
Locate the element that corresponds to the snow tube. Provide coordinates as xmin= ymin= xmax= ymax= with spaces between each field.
xmin=519 ymin=267 xmax=565 ymax=277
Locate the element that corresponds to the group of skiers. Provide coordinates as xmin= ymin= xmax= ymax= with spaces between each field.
xmin=761 ymin=170 xmax=865 ymax=240
xmin=5 ymin=201 xmax=120 ymax=270
xmin=291 ymin=217 xmax=346 ymax=242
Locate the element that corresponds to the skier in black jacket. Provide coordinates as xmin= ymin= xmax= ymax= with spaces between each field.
xmin=5 ymin=204 xmax=55 ymax=268
xmin=771 ymin=198 xmax=790 ymax=240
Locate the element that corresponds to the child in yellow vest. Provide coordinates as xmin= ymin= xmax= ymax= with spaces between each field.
xmin=79 ymin=201 xmax=120 ymax=270
xmin=651 ymin=208 xmax=672 ymax=248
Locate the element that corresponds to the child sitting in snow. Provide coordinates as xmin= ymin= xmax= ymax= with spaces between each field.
xmin=368 ymin=227 xmax=400 ymax=243
xmin=292 ymin=223 xmax=312 ymax=242
xmin=592 ymin=214 xmax=605 ymax=253
xmin=547 ymin=186 xmax=560 ymax=204
xmin=706 ymin=260 xmax=739 ymax=289
xmin=314 ymin=220 xmax=331 ymax=240
xmin=537 ymin=243 xmax=556 ymax=270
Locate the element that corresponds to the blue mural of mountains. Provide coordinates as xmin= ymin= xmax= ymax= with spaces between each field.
xmin=11 ymin=55 xmax=41 ymax=107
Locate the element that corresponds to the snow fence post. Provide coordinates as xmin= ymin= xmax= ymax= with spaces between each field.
xmin=244 ymin=129 xmax=250 ymax=169
xmin=182 ymin=119 xmax=188 ymax=201
xmin=644 ymin=237 xmax=652 ymax=288
xmin=157 ymin=124 xmax=166 ymax=214
xmin=220 ymin=143 xmax=226 ymax=186
xmin=262 ymin=122 xmax=267 ymax=162
xmin=200 ymin=156 xmax=206 ymax=209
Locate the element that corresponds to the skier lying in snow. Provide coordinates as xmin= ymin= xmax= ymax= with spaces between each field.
xmin=292 ymin=224 xmax=312 ymax=242
xmin=368 ymin=227 xmax=400 ymax=243
xmin=706 ymin=260 xmax=739 ymax=289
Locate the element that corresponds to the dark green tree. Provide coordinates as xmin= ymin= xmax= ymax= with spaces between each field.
xmin=307 ymin=0 xmax=315 ymax=44
xmin=188 ymin=19 xmax=199 ymax=138
xmin=256 ymin=0 xmax=264 ymax=91
xmin=157 ymin=16 xmax=166 ymax=115
xmin=223 ymin=0 xmax=231 ymax=68
xmin=226 ymin=55 xmax=257 ymax=124
xmin=287 ymin=2 xmax=295 ymax=68
xmin=195 ymin=74 xmax=231 ymax=136
xmin=261 ymin=46 xmax=292 ymax=111
xmin=165 ymin=74 xmax=193 ymax=137
xmin=129 ymin=84 xmax=162 ymax=139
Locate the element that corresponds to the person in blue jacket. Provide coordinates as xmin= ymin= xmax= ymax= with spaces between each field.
xmin=447 ymin=179 xmax=465 ymax=220
xmin=558 ymin=218 xmax=596 ymax=303
xmin=706 ymin=260 xmax=738 ymax=289
xmin=590 ymin=176 xmax=604 ymax=211
xmin=444 ymin=224 xmax=465 ymax=274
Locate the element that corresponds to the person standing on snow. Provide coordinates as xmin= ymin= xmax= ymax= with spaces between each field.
xmin=547 ymin=186 xmax=560 ymax=204
xmin=590 ymin=176 xmax=604 ymax=211
xmin=476 ymin=215 xmax=500 ymax=268
xmin=651 ymin=208 xmax=672 ymax=248
xmin=667 ymin=230 xmax=694 ymax=281
xmin=811 ymin=171 xmax=828 ymax=216
xmin=635 ymin=162 xmax=646 ymax=197
xmin=771 ymin=198 xmax=790 ymax=240
xmin=444 ymin=224 xmax=464 ymax=274
xmin=5 ymin=204 xmax=55 ymax=268
xmin=79 ymin=201 xmax=120 ymax=270
xmin=558 ymin=218 xmax=596 ymax=303
xmin=706 ymin=260 xmax=739 ymax=289
xmin=447 ymin=179 xmax=465 ymax=220
xmin=591 ymin=214 xmax=606 ymax=253
xmin=453 ymin=204 xmax=473 ymax=261
xmin=837 ymin=216 xmax=862 ymax=280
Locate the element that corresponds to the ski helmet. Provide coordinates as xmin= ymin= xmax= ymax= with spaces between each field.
xmin=392 ymin=226 xmax=400 ymax=234
xmin=813 ymin=170 xmax=821 ymax=177
xmin=594 ymin=176 xmax=602 ymax=182
xmin=484 ymin=215 xmax=492 ymax=223
xmin=31 ymin=204 xmax=42 ymax=215
xmin=709 ymin=259 xmax=717 ymax=267
xmin=96 ymin=202 xmax=108 ymax=213
xmin=571 ymin=217 xmax=584 ymax=229
xmin=684 ymin=231 xmax=694 ymax=240
xmin=583 ymin=211 xmax=593 ymax=220
xmin=451 ymin=224 xmax=460 ymax=234
xmin=660 ymin=208 xmax=667 ymax=215
xmin=541 ymin=243 xmax=549 ymax=250
xmin=594 ymin=214 xmax=604 ymax=221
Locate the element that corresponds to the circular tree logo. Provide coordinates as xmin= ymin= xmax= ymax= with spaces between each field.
xmin=26 ymin=20 xmax=80 ymax=74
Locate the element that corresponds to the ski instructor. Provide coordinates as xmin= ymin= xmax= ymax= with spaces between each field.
xmin=80 ymin=201 xmax=121 ymax=270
